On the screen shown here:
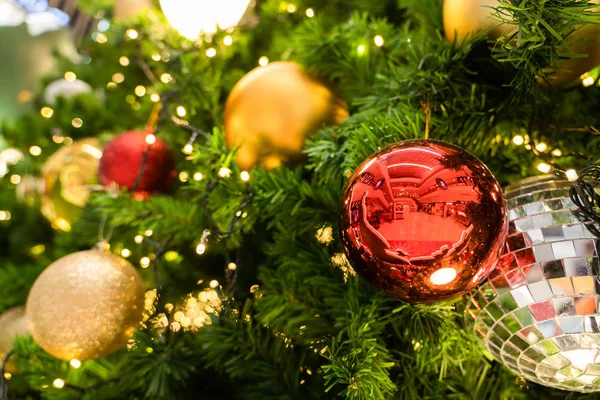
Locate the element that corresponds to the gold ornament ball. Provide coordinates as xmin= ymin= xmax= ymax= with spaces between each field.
xmin=443 ymin=0 xmax=513 ymax=41
xmin=0 ymin=307 xmax=29 ymax=371
xmin=541 ymin=24 xmax=600 ymax=87
xmin=224 ymin=61 xmax=349 ymax=170
xmin=26 ymin=250 xmax=145 ymax=361
xmin=41 ymin=138 xmax=102 ymax=232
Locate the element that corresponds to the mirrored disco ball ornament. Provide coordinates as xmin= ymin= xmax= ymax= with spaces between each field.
xmin=339 ymin=139 xmax=508 ymax=303
xmin=466 ymin=175 xmax=600 ymax=392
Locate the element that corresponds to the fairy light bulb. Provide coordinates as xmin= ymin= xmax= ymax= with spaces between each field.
xmin=159 ymin=0 xmax=252 ymax=40
xmin=70 ymin=359 xmax=81 ymax=368
xmin=537 ymin=162 xmax=552 ymax=173
xmin=240 ymin=171 xmax=250 ymax=182
xmin=374 ymin=35 xmax=384 ymax=47
xmin=306 ymin=8 xmax=314 ymax=17
xmin=183 ymin=143 xmax=193 ymax=154
xmin=53 ymin=379 xmax=65 ymax=389
xmin=512 ymin=135 xmax=524 ymax=145
xmin=565 ymin=169 xmax=578 ymax=181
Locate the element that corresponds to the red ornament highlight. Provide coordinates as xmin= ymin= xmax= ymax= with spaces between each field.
xmin=339 ymin=139 xmax=508 ymax=303
xmin=99 ymin=131 xmax=175 ymax=199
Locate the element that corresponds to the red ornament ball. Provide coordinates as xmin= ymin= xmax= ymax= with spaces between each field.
xmin=339 ymin=139 xmax=508 ymax=303
xmin=99 ymin=131 xmax=175 ymax=199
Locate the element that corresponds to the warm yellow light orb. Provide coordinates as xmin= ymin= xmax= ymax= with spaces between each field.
xmin=159 ymin=0 xmax=252 ymax=40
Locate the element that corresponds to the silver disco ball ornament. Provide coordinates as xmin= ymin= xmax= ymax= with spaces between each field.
xmin=466 ymin=174 xmax=600 ymax=392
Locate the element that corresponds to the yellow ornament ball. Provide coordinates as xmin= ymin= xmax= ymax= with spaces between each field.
xmin=443 ymin=0 xmax=600 ymax=87
xmin=224 ymin=61 xmax=349 ymax=170
xmin=41 ymin=138 xmax=102 ymax=232
xmin=443 ymin=0 xmax=513 ymax=41
xmin=541 ymin=24 xmax=600 ymax=87
xmin=0 ymin=307 xmax=29 ymax=370
xmin=26 ymin=250 xmax=145 ymax=361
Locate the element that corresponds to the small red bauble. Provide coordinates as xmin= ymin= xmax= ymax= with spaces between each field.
xmin=339 ymin=139 xmax=508 ymax=303
xmin=99 ymin=131 xmax=175 ymax=199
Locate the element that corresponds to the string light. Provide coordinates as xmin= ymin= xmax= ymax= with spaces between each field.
xmin=71 ymin=118 xmax=83 ymax=128
xmin=551 ymin=149 xmax=562 ymax=157
xmin=152 ymin=53 xmax=162 ymax=61
xmin=228 ymin=262 xmax=237 ymax=271
xmin=205 ymin=48 xmax=217 ymax=58
xmin=179 ymin=171 xmax=189 ymax=182
xmin=196 ymin=229 xmax=211 ymax=255
xmin=107 ymin=82 xmax=117 ymax=89
xmin=193 ymin=172 xmax=203 ymax=181
xmin=53 ymin=379 xmax=65 ymax=389
xmin=145 ymin=134 xmax=156 ymax=145
xmin=240 ymin=171 xmax=250 ymax=182
xmin=160 ymin=73 xmax=173 ymax=83
xmin=64 ymin=71 xmax=76 ymax=82
xmin=52 ymin=135 xmax=64 ymax=143
xmin=565 ymin=169 xmax=578 ymax=181
xmin=218 ymin=167 xmax=232 ymax=178
xmin=40 ymin=107 xmax=54 ymax=118
xmin=183 ymin=144 xmax=193 ymax=154
xmin=0 ymin=211 xmax=11 ymax=221
xmin=535 ymin=142 xmax=548 ymax=152
xmin=121 ymin=248 xmax=131 ymax=257
xmin=209 ymin=280 xmax=219 ymax=289
xmin=95 ymin=33 xmax=108 ymax=43
xmin=287 ymin=3 xmax=297 ymax=12
xmin=3 ymin=373 xmax=11 ymax=380
xmin=224 ymin=35 xmax=233 ymax=46
xmin=176 ymin=106 xmax=187 ymax=117
xmin=112 ymin=73 xmax=125 ymax=83
xmin=259 ymin=56 xmax=269 ymax=66
xmin=29 ymin=146 xmax=42 ymax=156
xmin=150 ymin=93 xmax=161 ymax=102
xmin=374 ymin=35 xmax=384 ymax=47
xmin=126 ymin=95 xmax=136 ymax=104
xmin=126 ymin=29 xmax=139 ymax=39
xmin=10 ymin=174 xmax=21 ymax=184
xmin=145 ymin=230 xmax=153 ymax=236
xmin=512 ymin=135 xmax=524 ymax=145
xmin=97 ymin=19 xmax=110 ymax=32
xmin=134 ymin=235 xmax=144 ymax=244
xmin=582 ymin=76 xmax=595 ymax=87
xmin=537 ymin=162 xmax=552 ymax=173
xmin=140 ymin=257 xmax=151 ymax=268
xmin=135 ymin=86 xmax=147 ymax=97
xmin=306 ymin=8 xmax=314 ymax=17
xmin=357 ymin=44 xmax=366 ymax=55
xmin=119 ymin=56 xmax=130 ymax=66
xmin=70 ymin=359 xmax=81 ymax=369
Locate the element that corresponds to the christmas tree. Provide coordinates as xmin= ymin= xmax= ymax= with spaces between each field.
xmin=1 ymin=0 xmax=600 ymax=399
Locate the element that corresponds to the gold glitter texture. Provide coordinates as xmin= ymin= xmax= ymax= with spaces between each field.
xmin=26 ymin=250 xmax=145 ymax=361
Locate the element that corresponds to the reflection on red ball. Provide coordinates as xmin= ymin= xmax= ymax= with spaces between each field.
xmin=99 ymin=131 xmax=175 ymax=199
xmin=339 ymin=139 xmax=508 ymax=303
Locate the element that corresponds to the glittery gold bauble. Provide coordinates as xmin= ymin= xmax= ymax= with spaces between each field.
xmin=26 ymin=250 xmax=145 ymax=361
xmin=443 ymin=0 xmax=514 ymax=41
xmin=541 ymin=24 xmax=600 ymax=87
xmin=41 ymin=138 xmax=102 ymax=232
xmin=224 ymin=61 xmax=348 ymax=170
xmin=0 ymin=307 xmax=29 ymax=371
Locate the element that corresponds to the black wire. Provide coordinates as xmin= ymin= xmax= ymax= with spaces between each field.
xmin=0 ymin=351 xmax=13 ymax=400
xmin=569 ymin=165 xmax=600 ymax=238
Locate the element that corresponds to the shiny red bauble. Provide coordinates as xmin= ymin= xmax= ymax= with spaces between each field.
xmin=339 ymin=139 xmax=508 ymax=303
xmin=99 ymin=131 xmax=175 ymax=199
